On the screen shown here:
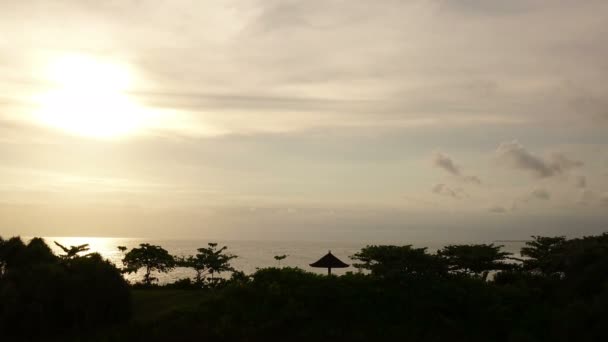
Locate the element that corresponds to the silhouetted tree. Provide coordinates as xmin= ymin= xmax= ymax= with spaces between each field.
xmin=274 ymin=254 xmax=287 ymax=267
xmin=0 ymin=236 xmax=130 ymax=339
xmin=437 ymin=244 xmax=513 ymax=280
xmin=54 ymin=241 xmax=90 ymax=260
xmin=351 ymin=245 xmax=446 ymax=278
xmin=520 ymin=235 xmax=567 ymax=275
xmin=182 ymin=243 xmax=237 ymax=285
xmin=0 ymin=237 xmax=6 ymax=277
xmin=543 ymin=233 xmax=608 ymax=296
xmin=121 ymin=243 xmax=175 ymax=285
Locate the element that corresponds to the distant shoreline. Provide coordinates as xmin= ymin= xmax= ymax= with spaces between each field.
xmin=493 ymin=240 xmax=531 ymax=243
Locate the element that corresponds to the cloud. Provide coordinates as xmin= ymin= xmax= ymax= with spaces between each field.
xmin=433 ymin=152 xmax=461 ymax=175
xmin=3 ymin=0 xmax=607 ymax=140
xmin=576 ymin=189 xmax=595 ymax=206
xmin=431 ymin=183 xmax=465 ymax=199
xmin=550 ymin=153 xmax=584 ymax=173
xmin=488 ymin=206 xmax=507 ymax=214
xmin=601 ymin=193 xmax=608 ymax=206
xmin=462 ymin=175 xmax=482 ymax=185
xmin=575 ymin=189 xmax=608 ymax=208
xmin=432 ymin=152 xmax=482 ymax=184
xmin=529 ymin=188 xmax=550 ymax=200
xmin=511 ymin=187 xmax=551 ymax=210
xmin=496 ymin=140 xmax=583 ymax=178
xmin=576 ymin=175 xmax=587 ymax=188
xmin=438 ymin=0 xmax=547 ymax=16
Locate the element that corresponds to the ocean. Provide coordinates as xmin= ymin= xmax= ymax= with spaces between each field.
xmin=44 ymin=236 xmax=527 ymax=284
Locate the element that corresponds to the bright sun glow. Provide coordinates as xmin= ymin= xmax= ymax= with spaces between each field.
xmin=34 ymin=54 xmax=149 ymax=138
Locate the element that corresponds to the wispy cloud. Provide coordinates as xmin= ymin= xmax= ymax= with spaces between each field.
xmin=432 ymin=152 xmax=482 ymax=184
xmin=488 ymin=206 xmax=507 ymax=214
xmin=575 ymin=175 xmax=587 ymax=188
xmin=433 ymin=152 xmax=460 ymax=176
xmin=600 ymin=193 xmax=608 ymax=206
xmin=496 ymin=141 xmax=582 ymax=178
xmin=529 ymin=188 xmax=551 ymax=200
xmin=431 ymin=183 xmax=466 ymax=199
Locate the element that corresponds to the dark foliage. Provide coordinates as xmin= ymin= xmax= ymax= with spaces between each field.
xmin=121 ymin=243 xmax=175 ymax=285
xmin=351 ymin=244 xmax=447 ymax=278
xmin=520 ymin=235 xmax=567 ymax=275
xmin=100 ymin=233 xmax=608 ymax=342
xmin=179 ymin=242 xmax=237 ymax=286
xmin=437 ymin=243 xmax=514 ymax=280
xmin=54 ymin=241 xmax=91 ymax=260
xmin=0 ymin=236 xmax=130 ymax=340
xmin=3 ymin=233 xmax=608 ymax=341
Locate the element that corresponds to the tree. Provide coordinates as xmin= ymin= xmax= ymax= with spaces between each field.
xmin=121 ymin=243 xmax=175 ymax=285
xmin=54 ymin=241 xmax=90 ymax=260
xmin=182 ymin=243 xmax=237 ymax=285
xmin=274 ymin=254 xmax=287 ymax=267
xmin=351 ymin=245 xmax=446 ymax=278
xmin=520 ymin=236 xmax=566 ymax=275
xmin=522 ymin=233 xmax=608 ymax=296
xmin=0 ymin=236 xmax=130 ymax=339
xmin=437 ymin=244 xmax=513 ymax=280
xmin=0 ymin=236 xmax=7 ymax=277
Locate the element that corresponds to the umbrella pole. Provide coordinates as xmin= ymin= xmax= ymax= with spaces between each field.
xmin=328 ymin=267 xmax=332 ymax=276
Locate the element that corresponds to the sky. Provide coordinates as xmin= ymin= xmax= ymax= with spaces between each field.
xmin=1 ymin=0 xmax=607 ymax=242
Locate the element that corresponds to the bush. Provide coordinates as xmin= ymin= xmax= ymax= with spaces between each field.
xmin=0 ymin=236 xmax=131 ymax=340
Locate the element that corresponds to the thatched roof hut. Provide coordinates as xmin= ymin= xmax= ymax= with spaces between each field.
xmin=310 ymin=251 xmax=349 ymax=275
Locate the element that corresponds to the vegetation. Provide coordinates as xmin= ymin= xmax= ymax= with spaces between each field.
xmin=437 ymin=243 xmax=514 ymax=280
xmin=0 ymin=237 xmax=130 ymax=340
xmin=351 ymin=244 xmax=447 ymax=278
xmin=54 ymin=241 xmax=91 ymax=260
xmin=120 ymin=243 xmax=175 ymax=285
xmin=274 ymin=254 xmax=287 ymax=267
xmin=179 ymin=242 xmax=237 ymax=286
xmin=520 ymin=235 xmax=567 ymax=275
xmin=2 ymin=232 xmax=608 ymax=341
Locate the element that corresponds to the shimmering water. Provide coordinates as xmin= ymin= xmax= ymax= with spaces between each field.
xmin=42 ymin=237 xmax=526 ymax=284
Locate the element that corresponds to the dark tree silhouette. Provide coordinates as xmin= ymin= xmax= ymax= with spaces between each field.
xmin=181 ymin=243 xmax=237 ymax=285
xmin=0 ymin=236 xmax=130 ymax=339
xmin=520 ymin=235 xmax=567 ymax=275
xmin=121 ymin=243 xmax=175 ymax=285
xmin=54 ymin=241 xmax=90 ymax=260
xmin=437 ymin=244 xmax=513 ymax=280
xmin=274 ymin=254 xmax=287 ymax=267
xmin=351 ymin=245 xmax=446 ymax=278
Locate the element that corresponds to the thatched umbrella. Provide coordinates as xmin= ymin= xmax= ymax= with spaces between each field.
xmin=310 ymin=251 xmax=349 ymax=275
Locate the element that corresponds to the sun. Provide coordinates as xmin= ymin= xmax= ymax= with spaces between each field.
xmin=34 ymin=54 xmax=149 ymax=138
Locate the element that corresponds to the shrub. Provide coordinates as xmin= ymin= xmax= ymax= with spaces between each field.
xmin=0 ymin=236 xmax=131 ymax=340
